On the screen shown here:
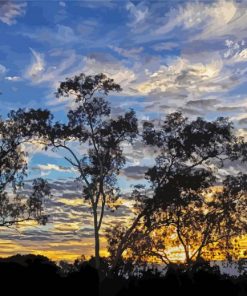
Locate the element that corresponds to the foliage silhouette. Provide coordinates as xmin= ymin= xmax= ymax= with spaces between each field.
xmin=18 ymin=73 xmax=138 ymax=270
xmin=0 ymin=110 xmax=51 ymax=227
xmin=107 ymin=112 xmax=247 ymax=269
xmin=0 ymin=254 xmax=245 ymax=296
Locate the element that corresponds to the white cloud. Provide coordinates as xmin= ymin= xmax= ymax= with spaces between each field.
xmin=33 ymin=164 xmax=73 ymax=173
xmin=22 ymin=48 xmax=141 ymax=116
xmin=155 ymin=1 xmax=247 ymax=41
xmin=5 ymin=76 xmax=21 ymax=81
xmin=25 ymin=50 xmax=85 ymax=101
xmin=223 ymin=39 xmax=247 ymax=64
xmin=136 ymin=57 xmax=224 ymax=96
xmin=0 ymin=1 xmax=26 ymax=25
xmin=224 ymin=39 xmax=241 ymax=58
xmin=26 ymin=48 xmax=45 ymax=80
xmin=238 ymin=48 xmax=247 ymax=60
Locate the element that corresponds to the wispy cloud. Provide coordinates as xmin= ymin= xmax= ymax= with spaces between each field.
xmin=25 ymin=48 xmax=45 ymax=80
xmin=0 ymin=0 xmax=26 ymax=25
xmin=24 ymin=48 xmax=138 ymax=109
xmin=59 ymin=1 xmax=66 ymax=8
xmin=23 ymin=25 xmax=79 ymax=46
xmin=126 ymin=1 xmax=149 ymax=26
xmin=109 ymin=45 xmax=143 ymax=58
xmin=0 ymin=64 xmax=7 ymax=75
xmin=152 ymin=42 xmax=178 ymax=51
xmin=82 ymin=55 xmax=136 ymax=95
xmin=155 ymin=0 xmax=247 ymax=41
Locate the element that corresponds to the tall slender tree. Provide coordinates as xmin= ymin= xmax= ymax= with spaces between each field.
xmin=43 ymin=73 xmax=138 ymax=270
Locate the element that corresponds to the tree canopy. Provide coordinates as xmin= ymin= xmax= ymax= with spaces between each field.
xmin=107 ymin=112 xmax=247 ymax=269
xmin=0 ymin=110 xmax=51 ymax=227
xmin=23 ymin=73 xmax=139 ymax=270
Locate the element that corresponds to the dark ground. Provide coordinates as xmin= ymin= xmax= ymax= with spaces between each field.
xmin=0 ymin=254 xmax=246 ymax=296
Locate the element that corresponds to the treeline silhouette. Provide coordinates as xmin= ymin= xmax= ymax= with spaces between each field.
xmin=0 ymin=254 xmax=246 ymax=296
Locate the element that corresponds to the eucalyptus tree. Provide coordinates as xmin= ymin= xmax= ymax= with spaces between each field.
xmin=43 ymin=73 xmax=138 ymax=269
xmin=107 ymin=112 xmax=247 ymax=269
xmin=0 ymin=109 xmax=51 ymax=227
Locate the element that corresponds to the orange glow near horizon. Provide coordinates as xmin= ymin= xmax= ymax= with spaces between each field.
xmin=0 ymin=234 xmax=246 ymax=263
xmin=0 ymin=187 xmax=246 ymax=263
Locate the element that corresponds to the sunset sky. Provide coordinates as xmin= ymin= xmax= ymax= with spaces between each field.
xmin=0 ymin=0 xmax=247 ymax=261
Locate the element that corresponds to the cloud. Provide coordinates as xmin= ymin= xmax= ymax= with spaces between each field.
xmin=136 ymin=57 xmax=225 ymax=98
xmin=0 ymin=64 xmax=7 ymax=75
xmin=23 ymin=25 xmax=78 ymax=46
xmin=122 ymin=140 xmax=156 ymax=168
xmin=78 ymin=0 xmax=115 ymax=9
xmin=0 ymin=177 xmax=134 ymax=261
xmin=126 ymin=1 xmax=148 ymax=26
xmin=19 ymin=48 xmax=138 ymax=105
xmin=48 ymin=179 xmax=82 ymax=193
xmin=178 ymin=107 xmax=203 ymax=116
xmin=59 ymin=1 xmax=66 ymax=7
xmin=155 ymin=0 xmax=247 ymax=41
xmin=26 ymin=49 xmax=137 ymax=106
xmin=152 ymin=42 xmax=178 ymax=51
xmin=0 ymin=0 xmax=26 ymax=25
xmin=217 ymin=106 xmax=247 ymax=112
xmin=122 ymin=165 xmax=149 ymax=180
xmin=4 ymin=76 xmax=21 ymax=81
xmin=26 ymin=49 xmax=81 ymax=90
xmin=109 ymin=45 xmax=143 ymax=58
xmin=82 ymin=54 xmax=136 ymax=95
xmin=32 ymin=164 xmax=74 ymax=173
xmin=24 ymin=49 xmax=135 ymax=98
xmin=238 ymin=118 xmax=247 ymax=125
xmin=223 ymin=39 xmax=247 ymax=64
xmin=186 ymin=99 xmax=221 ymax=109
xmin=26 ymin=48 xmax=45 ymax=80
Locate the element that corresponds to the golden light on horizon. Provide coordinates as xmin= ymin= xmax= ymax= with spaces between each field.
xmin=0 ymin=184 xmax=246 ymax=263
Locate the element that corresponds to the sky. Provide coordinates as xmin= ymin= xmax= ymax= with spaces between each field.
xmin=0 ymin=0 xmax=247 ymax=261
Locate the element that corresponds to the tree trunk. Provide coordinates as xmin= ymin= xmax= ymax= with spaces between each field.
xmin=111 ymin=211 xmax=145 ymax=271
xmin=93 ymin=206 xmax=100 ymax=270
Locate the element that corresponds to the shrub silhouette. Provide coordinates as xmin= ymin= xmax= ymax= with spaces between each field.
xmin=0 ymin=254 xmax=246 ymax=296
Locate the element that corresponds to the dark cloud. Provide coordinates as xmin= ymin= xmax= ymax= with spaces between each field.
xmin=217 ymin=106 xmax=246 ymax=112
xmin=122 ymin=165 xmax=149 ymax=180
xmin=49 ymin=180 xmax=82 ymax=191
xmin=178 ymin=107 xmax=203 ymax=116
xmin=238 ymin=118 xmax=247 ymax=125
xmin=186 ymin=99 xmax=220 ymax=109
xmin=0 ymin=0 xmax=26 ymax=25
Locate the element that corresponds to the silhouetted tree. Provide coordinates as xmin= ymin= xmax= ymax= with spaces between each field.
xmin=0 ymin=110 xmax=51 ymax=227
xmin=38 ymin=73 xmax=138 ymax=270
xmin=108 ymin=112 xmax=247 ymax=269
